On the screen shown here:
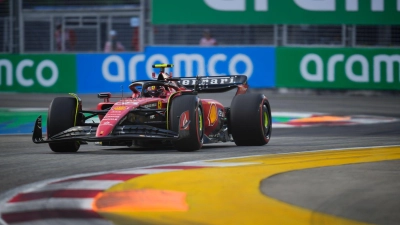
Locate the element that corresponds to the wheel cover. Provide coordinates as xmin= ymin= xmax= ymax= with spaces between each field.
xmin=263 ymin=105 xmax=270 ymax=137
xmin=198 ymin=106 xmax=203 ymax=137
xmin=264 ymin=111 xmax=269 ymax=128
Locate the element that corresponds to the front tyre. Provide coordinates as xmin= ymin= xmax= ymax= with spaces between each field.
xmin=47 ymin=97 xmax=81 ymax=152
xmin=170 ymin=95 xmax=204 ymax=152
xmin=230 ymin=93 xmax=272 ymax=146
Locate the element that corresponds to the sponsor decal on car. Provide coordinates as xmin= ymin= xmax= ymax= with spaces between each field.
xmin=179 ymin=110 xmax=190 ymax=130
xmin=104 ymin=115 xmax=120 ymax=118
xmin=113 ymin=106 xmax=127 ymax=111
xmin=107 ymin=111 xmax=123 ymax=115
xmin=158 ymin=100 xmax=162 ymax=109
xmin=179 ymin=77 xmax=236 ymax=86
xmin=102 ymin=118 xmax=118 ymax=121
xmin=143 ymin=103 xmax=157 ymax=108
xmin=101 ymin=121 xmax=115 ymax=125
xmin=208 ymin=103 xmax=218 ymax=126
xmin=119 ymin=101 xmax=139 ymax=105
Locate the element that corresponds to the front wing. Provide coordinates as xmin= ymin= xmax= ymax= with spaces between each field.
xmin=32 ymin=116 xmax=186 ymax=144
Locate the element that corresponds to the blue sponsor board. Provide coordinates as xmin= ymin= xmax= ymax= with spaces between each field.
xmin=77 ymin=47 xmax=275 ymax=93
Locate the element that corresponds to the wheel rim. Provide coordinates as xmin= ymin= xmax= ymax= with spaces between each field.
xmin=262 ymin=105 xmax=270 ymax=138
xmin=264 ymin=111 xmax=269 ymax=128
xmin=198 ymin=106 xmax=203 ymax=140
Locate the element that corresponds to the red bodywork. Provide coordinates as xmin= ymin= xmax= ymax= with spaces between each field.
xmin=95 ymin=98 xmax=227 ymax=139
xmin=93 ymin=74 xmax=248 ymax=141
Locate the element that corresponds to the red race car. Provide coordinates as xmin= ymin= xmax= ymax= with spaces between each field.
xmin=32 ymin=64 xmax=271 ymax=152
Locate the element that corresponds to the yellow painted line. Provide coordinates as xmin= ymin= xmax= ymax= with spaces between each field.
xmin=94 ymin=146 xmax=400 ymax=225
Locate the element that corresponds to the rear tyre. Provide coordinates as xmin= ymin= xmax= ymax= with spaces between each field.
xmin=170 ymin=95 xmax=203 ymax=152
xmin=47 ymin=97 xmax=80 ymax=152
xmin=230 ymin=93 xmax=272 ymax=146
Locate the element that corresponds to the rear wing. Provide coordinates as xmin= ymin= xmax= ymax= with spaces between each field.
xmin=178 ymin=75 xmax=248 ymax=93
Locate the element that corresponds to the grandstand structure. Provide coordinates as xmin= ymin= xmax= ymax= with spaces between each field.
xmin=0 ymin=0 xmax=399 ymax=53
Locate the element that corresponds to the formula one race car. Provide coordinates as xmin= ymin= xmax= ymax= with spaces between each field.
xmin=32 ymin=64 xmax=271 ymax=152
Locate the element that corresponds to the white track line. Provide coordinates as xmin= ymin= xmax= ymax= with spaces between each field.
xmin=179 ymin=162 xmax=258 ymax=167
xmin=115 ymin=168 xmax=179 ymax=174
xmin=2 ymin=199 xmax=93 ymax=213
xmin=23 ymin=180 xmax=121 ymax=193
xmin=10 ymin=219 xmax=112 ymax=225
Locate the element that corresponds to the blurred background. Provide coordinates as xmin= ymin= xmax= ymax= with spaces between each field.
xmin=1 ymin=0 xmax=399 ymax=52
xmin=0 ymin=0 xmax=399 ymax=93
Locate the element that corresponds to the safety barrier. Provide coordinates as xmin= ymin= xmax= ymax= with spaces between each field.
xmin=0 ymin=47 xmax=399 ymax=93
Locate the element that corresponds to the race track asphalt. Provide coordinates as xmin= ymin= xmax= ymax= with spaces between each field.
xmin=0 ymin=90 xmax=399 ymax=224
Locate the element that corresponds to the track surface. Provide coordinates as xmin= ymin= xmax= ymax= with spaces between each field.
xmin=262 ymin=160 xmax=400 ymax=225
xmin=0 ymin=91 xmax=399 ymax=224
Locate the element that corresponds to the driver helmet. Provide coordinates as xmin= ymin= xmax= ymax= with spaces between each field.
xmin=157 ymin=72 xmax=170 ymax=81
xmin=146 ymin=85 xmax=165 ymax=97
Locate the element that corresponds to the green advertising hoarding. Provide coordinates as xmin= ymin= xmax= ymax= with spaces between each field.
xmin=0 ymin=54 xmax=76 ymax=93
xmin=276 ymin=47 xmax=400 ymax=90
xmin=152 ymin=0 xmax=400 ymax=25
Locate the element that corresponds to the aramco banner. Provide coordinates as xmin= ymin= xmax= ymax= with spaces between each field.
xmin=0 ymin=55 xmax=76 ymax=93
xmin=276 ymin=47 xmax=400 ymax=90
xmin=152 ymin=0 xmax=400 ymax=25
xmin=77 ymin=46 xmax=275 ymax=93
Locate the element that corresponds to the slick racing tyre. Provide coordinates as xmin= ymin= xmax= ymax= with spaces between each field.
xmin=47 ymin=97 xmax=81 ymax=152
xmin=230 ymin=93 xmax=272 ymax=146
xmin=170 ymin=95 xmax=204 ymax=152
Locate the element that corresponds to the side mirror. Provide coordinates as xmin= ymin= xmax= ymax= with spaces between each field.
xmin=98 ymin=92 xmax=111 ymax=102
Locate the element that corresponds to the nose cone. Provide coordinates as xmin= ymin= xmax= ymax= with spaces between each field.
xmin=96 ymin=105 xmax=131 ymax=137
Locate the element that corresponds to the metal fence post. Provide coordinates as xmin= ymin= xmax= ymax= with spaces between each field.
xmin=18 ymin=0 xmax=23 ymax=53
xmin=282 ymin=25 xmax=287 ymax=46
xmin=61 ymin=17 xmax=65 ymax=52
xmin=96 ymin=15 xmax=100 ymax=52
xmin=9 ymin=0 xmax=13 ymax=53
xmin=107 ymin=15 xmax=111 ymax=44
xmin=341 ymin=24 xmax=346 ymax=47
xmin=139 ymin=0 xmax=145 ymax=51
xmin=50 ymin=15 xmax=54 ymax=52
xmin=147 ymin=0 xmax=154 ymax=46
xmin=352 ymin=25 xmax=356 ymax=47
xmin=273 ymin=25 xmax=278 ymax=46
